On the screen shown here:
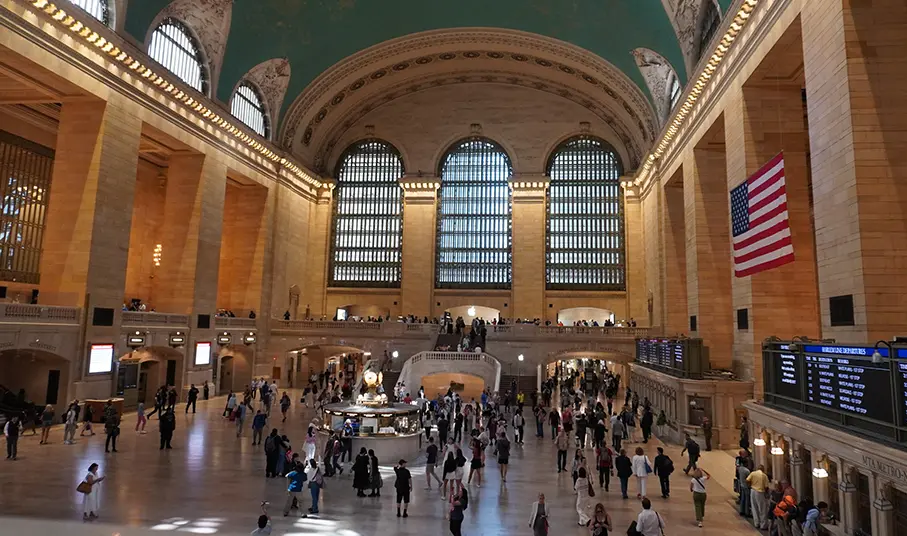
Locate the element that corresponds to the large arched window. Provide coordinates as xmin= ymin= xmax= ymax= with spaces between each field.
xmin=69 ymin=0 xmax=110 ymax=25
xmin=231 ymin=82 xmax=269 ymax=138
xmin=436 ymin=138 xmax=512 ymax=289
xmin=547 ymin=136 xmax=624 ymax=290
xmin=148 ymin=18 xmax=209 ymax=95
xmin=330 ymin=140 xmax=404 ymax=287
xmin=697 ymin=0 xmax=722 ymax=63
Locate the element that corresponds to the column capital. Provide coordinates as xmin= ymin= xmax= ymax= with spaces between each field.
xmin=399 ymin=174 xmax=440 ymax=201
xmin=509 ymin=174 xmax=549 ymax=201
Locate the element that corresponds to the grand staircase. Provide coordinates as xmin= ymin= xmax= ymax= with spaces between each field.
xmin=498 ymin=374 xmax=537 ymax=395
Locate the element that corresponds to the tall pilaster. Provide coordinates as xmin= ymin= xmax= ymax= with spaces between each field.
xmin=511 ymin=176 xmax=547 ymax=320
xmin=304 ymin=186 xmax=333 ymax=318
xmin=662 ymin=179 xmax=687 ymax=335
xmin=399 ymin=176 xmax=439 ymax=318
xmin=623 ymin=184 xmax=647 ymax=324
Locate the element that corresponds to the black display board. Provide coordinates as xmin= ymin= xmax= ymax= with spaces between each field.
xmin=635 ymin=338 xmax=705 ymax=379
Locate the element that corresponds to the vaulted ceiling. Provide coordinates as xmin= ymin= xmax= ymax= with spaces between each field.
xmin=123 ymin=0 xmax=732 ymax=169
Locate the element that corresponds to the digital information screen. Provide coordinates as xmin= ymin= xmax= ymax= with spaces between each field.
xmin=804 ymin=346 xmax=892 ymax=423
xmin=194 ymin=341 xmax=211 ymax=366
xmin=894 ymin=349 xmax=907 ymax=426
xmin=772 ymin=344 xmax=801 ymax=401
xmin=88 ymin=343 xmax=114 ymax=374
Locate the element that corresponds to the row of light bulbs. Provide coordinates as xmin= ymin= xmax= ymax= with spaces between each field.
xmin=623 ymin=0 xmax=760 ymax=190
xmin=754 ymin=437 xmax=829 ymax=478
xmin=30 ymin=0 xmax=323 ymax=191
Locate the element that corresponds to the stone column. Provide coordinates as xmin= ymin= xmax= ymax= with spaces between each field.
xmin=683 ymin=145 xmax=733 ymax=368
xmin=510 ymin=176 xmax=547 ymax=321
xmin=801 ymin=0 xmax=907 ymax=342
xmin=811 ymin=449 xmax=830 ymax=504
xmin=870 ymin=475 xmax=894 ymax=535
xmin=839 ymin=462 xmax=858 ymax=534
xmin=624 ymin=185 xmax=647 ymax=324
xmin=771 ymin=436 xmax=788 ymax=483
xmin=303 ymin=186 xmax=333 ymax=318
xmin=399 ymin=176 xmax=439 ymax=318
xmin=662 ymin=181 xmax=687 ymax=335
xmin=39 ymin=97 xmax=141 ymax=398
xmin=788 ymin=440 xmax=806 ymax=493
xmin=154 ymin=153 xmax=226 ymax=316
xmin=217 ymin=184 xmax=270 ymax=315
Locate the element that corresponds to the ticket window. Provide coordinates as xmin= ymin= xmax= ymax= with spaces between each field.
xmin=687 ymin=395 xmax=712 ymax=426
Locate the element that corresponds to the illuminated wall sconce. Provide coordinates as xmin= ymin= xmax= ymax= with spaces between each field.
xmin=753 ymin=438 xmax=766 ymax=447
xmin=153 ymin=244 xmax=163 ymax=267
xmin=243 ymin=332 xmax=257 ymax=345
xmin=127 ymin=330 xmax=146 ymax=348
xmin=217 ymin=332 xmax=232 ymax=345
xmin=771 ymin=446 xmax=785 ymax=456
xmin=169 ymin=331 xmax=186 ymax=347
xmin=812 ymin=467 xmax=829 ymax=479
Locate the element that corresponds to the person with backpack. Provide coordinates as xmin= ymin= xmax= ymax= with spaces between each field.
xmin=394 ymin=459 xmax=413 ymax=518
xmin=681 ymin=433 xmax=700 ymax=474
xmin=610 ymin=413 xmax=624 ymax=452
xmin=615 ymin=449 xmax=633 ymax=499
xmin=306 ymin=458 xmax=324 ymax=514
xmin=264 ymin=429 xmax=280 ymax=477
xmin=653 ymin=447 xmax=674 ymax=498
xmin=283 ymin=461 xmax=308 ymax=518
xmin=595 ymin=444 xmax=613 ymax=491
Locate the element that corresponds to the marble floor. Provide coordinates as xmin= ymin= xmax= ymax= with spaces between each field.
xmin=0 ymin=393 xmax=761 ymax=536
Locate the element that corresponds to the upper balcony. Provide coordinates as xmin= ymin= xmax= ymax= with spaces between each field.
xmin=270 ymin=319 xmax=440 ymax=339
xmin=487 ymin=324 xmax=651 ymax=341
xmin=0 ymin=303 xmax=81 ymax=325
xmin=121 ymin=311 xmax=190 ymax=328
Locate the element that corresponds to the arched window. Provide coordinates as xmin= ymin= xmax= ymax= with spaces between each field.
xmin=148 ymin=18 xmax=208 ymax=94
xmin=69 ymin=0 xmax=110 ymax=25
xmin=546 ymin=136 xmax=624 ymax=290
xmin=436 ymin=138 xmax=512 ymax=289
xmin=697 ymin=0 xmax=722 ymax=62
xmin=231 ymin=82 xmax=269 ymax=138
xmin=330 ymin=140 xmax=404 ymax=287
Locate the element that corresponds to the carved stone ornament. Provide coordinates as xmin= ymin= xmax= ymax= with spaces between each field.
xmin=241 ymin=58 xmax=292 ymax=134
xmin=632 ymin=48 xmax=680 ymax=127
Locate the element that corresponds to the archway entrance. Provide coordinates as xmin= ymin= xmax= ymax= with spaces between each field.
xmin=216 ymin=345 xmax=253 ymax=395
xmin=541 ymin=350 xmax=634 ymax=395
xmin=0 ymin=349 xmax=71 ymax=411
xmin=118 ymin=347 xmax=184 ymax=408
xmin=334 ymin=304 xmax=390 ymax=321
xmin=445 ymin=305 xmax=501 ymax=323
xmin=557 ymin=307 xmax=615 ymax=326
xmin=423 ymin=372 xmax=484 ymax=400
xmin=286 ymin=344 xmax=368 ymax=390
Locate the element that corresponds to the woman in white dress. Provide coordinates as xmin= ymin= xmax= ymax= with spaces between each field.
xmin=304 ymin=424 xmax=317 ymax=461
xmin=574 ymin=467 xmax=592 ymax=526
xmin=631 ymin=446 xmax=652 ymax=499
xmin=81 ymin=463 xmax=105 ymax=520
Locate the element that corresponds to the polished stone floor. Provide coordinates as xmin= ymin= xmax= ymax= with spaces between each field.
xmin=1 ymin=393 xmax=759 ymax=536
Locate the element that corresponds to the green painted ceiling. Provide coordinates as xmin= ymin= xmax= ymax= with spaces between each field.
xmin=125 ymin=0 xmax=732 ymax=125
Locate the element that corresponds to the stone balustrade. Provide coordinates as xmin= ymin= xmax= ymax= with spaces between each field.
xmin=0 ymin=303 xmax=80 ymax=324
xmin=489 ymin=324 xmax=651 ymax=339
xmin=213 ymin=317 xmax=257 ymax=329
xmin=121 ymin=311 xmax=190 ymax=327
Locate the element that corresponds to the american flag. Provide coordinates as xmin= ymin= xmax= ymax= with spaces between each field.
xmin=730 ymin=152 xmax=794 ymax=277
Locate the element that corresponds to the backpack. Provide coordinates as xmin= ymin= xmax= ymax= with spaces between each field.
xmin=688 ymin=441 xmax=700 ymax=457
xmin=264 ymin=436 xmax=277 ymax=453
xmin=664 ymin=457 xmax=675 ymax=475
xmin=598 ymin=448 xmax=612 ymax=468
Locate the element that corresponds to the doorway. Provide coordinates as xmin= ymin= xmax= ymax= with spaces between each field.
xmin=166 ymin=360 xmax=176 ymax=387
xmin=219 ymin=355 xmax=234 ymax=394
xmin=45 ymin=370 xmax=60 ymax=405
xmin=272 ymin=366 xmax=281 ymax=382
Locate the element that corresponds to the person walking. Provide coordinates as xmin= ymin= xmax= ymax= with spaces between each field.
xmin=159 ymin=407 xmax=175 ymax=449
xmin=203 ymin=380 xmax=209 ymax=401
xmin=549 ymin=408 xmax=560 ymax=440
xmin=574 ymin=467 xmax=593 ymax=526
xmin=64 ymin=403 xmax=78 ymax=444
xmin=588 ymin=502 xmax=612 ymax=536
xmin=167 ymin=386 xmax=177 ymax=410
xmin=653 ymin=447 xmax=674 ymax=498
xmin=306 ymin=458 xmax=323 ymax=514
xmin=513 ymin=410 xmax=525 ymax=445
xmin=353 ymin=447 xmax=371 ymax=497
xmin=394 ymin=459 xmax=412 ymax=518
xmin=615 ymin=449 xmax=632 ymax=499
xmin=528 ymin=493 xmax=550 ymax=536
xmin=4 ymin=414 xmax=21 ymax=459
xmin=610 ymin=414 xmax=624 ymax=452
xmin=640 ymin=407 xmax=654 ymax=443
xmin=425 ymin=436 xmax=443 ymax=490
xmin=595 ymin=444 xmax=613 ymax=491
xmin=631 ymin=446 xmax=652 ymax=499
xmin=280 ymin=392 xmax=291 ymax=423
xmin=572 ymin=448 xmax=588 ymax=487
xmin=448 ymin=487 xmax=466 ymax=536
xmin=701 ymin=417 xmax=713 ymax=451
xmin=264 ymin=429 xmax=280 ymax=477
xmin=235 ymin=400 xmax=249 ymax=437
xmin=304 ymin=424 xmax=317 ymax=461
xmin=681 ymin=433 xmax=700 ymax=474
xmin=80 ymin=404 xmax=95 ymax=437
xmin=283 ymin=461 xmax=309 ymax=518
xmin=135 ymin=401 xmax=147 ymax=434
xmin=251 ymin=410 xmax=267 ymax=445
xmin=148 ymin=388 xmax=164 ymax=420
xmin=496 ymin=431 xmax=511 ymax=482
xmin=467 ymin=431 xmax=484 ymax=487
xmin=39 ymin=404 xmax=54 ymax=444
xmin=223 ymin=392 xmax=236 ymax=418
xmin=103 ymin=402 xmax=120 ymax=453
xmin=79 ymin=462 xmax=105 ymax=521
xmin=803 ymin=501 xmax=828 ymax=536
xmin=186 ymin=384 xmax=199 ymax=414
xmin=736 ymin=453 xmax=752 ymax=518
xmin=689 ymin=467 xmax=711 ymax=527
xmin=556 ymin=427 xmax=570 ymax=473
xmin=747 ymin=464 xmax=771 ymax=530
xmin=634 ymin=498 xmax=665 ymax=536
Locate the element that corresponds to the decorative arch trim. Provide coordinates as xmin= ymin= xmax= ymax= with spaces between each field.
xmin=632 ymin=47 xmax=681 ymax=127
xmin=234 ymin=58 xmax=291 ymax=140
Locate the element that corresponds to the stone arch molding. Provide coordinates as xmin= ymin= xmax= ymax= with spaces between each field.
xmin=147 ymin=0 xmax=234 ymax=97
xmin=234 ymin=58 xmax=292 ymax=140
xmin=660 ymin=0 xmax=720 ymax=74
xmin=632 ymin=48 xmax=680 ymax=127
xmin=281 ymin=28 xmax=658 ymax=172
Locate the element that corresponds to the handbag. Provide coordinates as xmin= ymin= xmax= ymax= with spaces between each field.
xmin=645 ymin=460 xmax=653 ymax=474
xmin=588 ymin=480 xmax=596 ymax=497
xmin=76 ymin=481 xmax=92 ymax=494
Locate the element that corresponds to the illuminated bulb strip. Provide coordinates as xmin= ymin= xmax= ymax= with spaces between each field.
xmin=29 ymin=0 xmax=316 ymax=182
xmin=623 ymin=0 xmax=760 ymax=188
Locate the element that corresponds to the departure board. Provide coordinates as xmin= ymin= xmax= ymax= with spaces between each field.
xmin=635 ymin=338 xmax=705 ymax=379
xmin=773 ymin=345 xmax=801 ymax=401
xmin=804 ymin=353 xmax=892 ymax=423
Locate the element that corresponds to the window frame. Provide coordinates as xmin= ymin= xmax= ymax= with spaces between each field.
xmin=231 ymin=81 xmax=270 ymax=139
xmin=435 ymin=137 xmax=513 ymax=290
xmin=545 ymin=135 xmax=625 ymax=291
xmin=328 ymin=139 xmax=405 ymax=288
xmin=697 ymin=0 xmax=722 ymax=63
xmin=69 ymin=0 xmax=110 ymax=26
xmin=147 ymin=17 xmax=210 ymax=96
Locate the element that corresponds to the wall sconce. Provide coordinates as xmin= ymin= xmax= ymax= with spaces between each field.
xmin=771 ymin=446 xmax=785 ymax=455
xmin=127 ymin=330 xmax=146 ymax=348
xmin=753 ymin=438 xmax=766 ymax=446
xmin=169 ymin=331 xmax=185 ymax=347
xmin=812 ymin=467 xmax=829 ymax=479
xmin=217 ymin=332 xmax=232 ymax=345
xmin=243 ymin=332 xmax=257 ymax=345
xmin=153 ymin=244 xmax=163 ymax=267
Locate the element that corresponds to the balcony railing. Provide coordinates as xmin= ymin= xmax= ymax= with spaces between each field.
xmin=489 ymin=324 xmax=650 ymax=339
xmin=214 ymin=317 xmax=257 ymax=329
xmin=121 ymin=311 xmax=189 ymax=327
xmin=271 ymin=319 xmax=440 ymax=337
xmin=0 ymin=303 xmax=80 ymax=324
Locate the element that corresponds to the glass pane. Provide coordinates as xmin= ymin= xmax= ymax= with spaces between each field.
xmin=231 ymin=83 xmax=269 ymax=138
xmin=148 ymin=18 xmax=208 ymax=94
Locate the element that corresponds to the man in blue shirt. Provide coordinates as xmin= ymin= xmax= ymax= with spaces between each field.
xmin=283 ymin=462 xmax=308 ymax=518
xmin=803 ymin=501 xmax=827 ymax=536
xmin=251 ymin=410 xmax=267 ymax=445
